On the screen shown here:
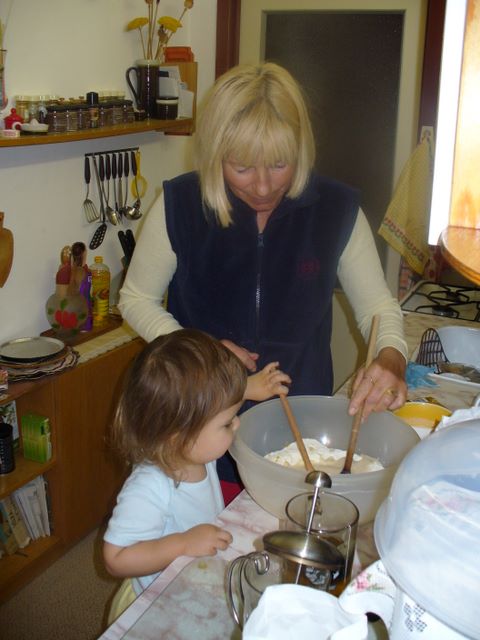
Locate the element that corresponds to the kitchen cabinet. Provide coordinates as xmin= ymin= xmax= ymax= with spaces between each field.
xmin=0 ymin=336 xmax=144 ymax=603
xmin=0 ymin=62 xmax=197 ymax=147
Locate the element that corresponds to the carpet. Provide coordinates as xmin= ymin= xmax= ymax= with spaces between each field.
xmin=0 ymin=526 xmax=121 ymax=640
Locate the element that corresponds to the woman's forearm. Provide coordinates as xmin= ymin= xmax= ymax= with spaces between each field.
xmin=118 ymin=193 xmax=182 ymax=342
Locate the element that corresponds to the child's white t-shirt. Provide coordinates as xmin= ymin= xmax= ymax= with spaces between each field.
xmin=104 ymin=461 xmax=225 ymax=594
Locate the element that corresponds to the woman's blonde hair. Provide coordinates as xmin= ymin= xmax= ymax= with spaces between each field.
xmin=194 ymin=62 xmax=316 ymax=227
xmin=111 ymin=329 xmax=247 ymax=481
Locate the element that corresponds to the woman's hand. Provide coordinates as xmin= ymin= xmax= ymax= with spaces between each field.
xmin=245 ymin=362 xmax=291 ymax=402
xmin=182 ymin=524 xmax=233 ymax=557
xmin=348 ymin=347 xmax=407 ymax=420
xmin=221 ymin=339 xmax=259 ymax=372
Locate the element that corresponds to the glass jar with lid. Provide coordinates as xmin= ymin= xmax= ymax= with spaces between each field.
xmin=46 ymin=104 xmax=67 ymax=133
xmin=27 ymin=95 xmax=40 ymax=122
xmin=64 ymin=103 xmax=78 ymax=132
xmin=15 ymin=95 xmax=30 ymax=122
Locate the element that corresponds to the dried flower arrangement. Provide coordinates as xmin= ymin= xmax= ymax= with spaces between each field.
xmin=126 ymin=0 xmax=194 ymax=62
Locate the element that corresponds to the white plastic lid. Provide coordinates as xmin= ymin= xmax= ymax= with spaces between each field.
xmin=374 ymin=421 xmax=480 ymax=638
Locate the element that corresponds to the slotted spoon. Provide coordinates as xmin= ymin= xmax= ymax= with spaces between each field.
xmin=83 ymin=156 xmax=99 ymax=222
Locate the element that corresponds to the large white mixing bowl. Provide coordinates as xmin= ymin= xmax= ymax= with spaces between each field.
xmin=230 ymin=395 xmax=420 ymax=524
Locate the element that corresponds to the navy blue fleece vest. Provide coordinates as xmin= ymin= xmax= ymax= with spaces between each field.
xmin=163 ymin=171 xmax=358 ymax=396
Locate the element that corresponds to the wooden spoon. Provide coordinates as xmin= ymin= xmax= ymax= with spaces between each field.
xmin=279 ymin=394 xmax=314 ymax=473
xmin=0 ymin=211 xmax=14 ymax=287
xmin=341 ymin=314 xmax=380 ymax=474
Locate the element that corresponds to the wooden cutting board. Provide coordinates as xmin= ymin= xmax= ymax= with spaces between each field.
xmin=0 ymin=211 xmax=14 ymax=287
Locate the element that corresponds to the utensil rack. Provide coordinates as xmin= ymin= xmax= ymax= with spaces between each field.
xmin=85 ymin=146 xmax=139 ymax=158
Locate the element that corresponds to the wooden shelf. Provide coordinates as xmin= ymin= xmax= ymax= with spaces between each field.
xmin=440 ymin=226 xmax=480 ymax=286
xmin=0 ymin=535 xmax=63 ymax=603
xmin=0 ymin=453 xmax=56 ymax=501
xmin=0 ymin=118 xmax=194 ymax=147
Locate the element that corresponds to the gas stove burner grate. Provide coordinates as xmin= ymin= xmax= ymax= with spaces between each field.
xmin=400 ymin=281 xmax=480 ymax=322
xmin=415 ymin=303 xmax=460 ymax=318
xmin=426 ymin=289 xmax=469 ymax=304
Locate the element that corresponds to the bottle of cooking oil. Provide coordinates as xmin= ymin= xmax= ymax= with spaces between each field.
xmin=89 ymin=256 xmax=110 ymax=327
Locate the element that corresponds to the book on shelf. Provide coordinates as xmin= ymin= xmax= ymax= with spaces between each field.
xmin=0 ymin=495 xmax=31 ymax=548
xmin=0 ymin=502 xmax=19 ymax=555
xmin=12 ymin=475 xmax=51 ymax=540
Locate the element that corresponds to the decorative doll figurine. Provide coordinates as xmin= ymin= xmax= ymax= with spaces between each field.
xmin=46 ymin=244 xmax=88 ymax=338
xmin=70 ymin=242 xmax=92 ymax=331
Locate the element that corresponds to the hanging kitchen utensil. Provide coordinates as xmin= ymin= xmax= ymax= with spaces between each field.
xmin=130 ymin=150 xmax=147 ymax=199
xmin=117 ymin=230 xmax=131 ymax=266
xmin=122 ymin=151 xmax=137 ymax=220
xmin=341 ymin=315 xmax=379 ymax=474
xmin=0 ymin=211 xmax=14 ymax=287
xmin=111 ymin=152 xmax=120 ymax=216
xmin=104 ymin=154 xmax=119 ymax=226
xmin=117 ymin=152 xmax=123 ymax=222
xmin=89 ymin=155 xmax=107 ymax=250
xmin=128 ymin=150 xmax=142 ymax=219
xmin=83 ymin=156 xmax=99 ymax=223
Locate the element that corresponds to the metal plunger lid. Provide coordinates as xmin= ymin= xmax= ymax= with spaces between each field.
xmin=262 ymin=530 xmax=344 ymax=570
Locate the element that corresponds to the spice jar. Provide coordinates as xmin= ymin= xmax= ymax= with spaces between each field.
xmin=15 ymin=95 xmax=30 ymax=122
xmin=122 ymin=99 xmax=135 ymax=123
xmin=46 ymin=104 xmax=67 ymax=132
xmin=65 ymin=104 xmax=78 ymax=131
xmin=27 ymin=95 xmax=40 ymax=122
xmin=111 ymin=100 xmax=124 ymax=125
xmin=98 ymin=101 xmax=113 ymax=128
xmin=86 ymin=91 xmax=99 ymax=129
xmin=76 ymin=101 xmax=89 ymax=130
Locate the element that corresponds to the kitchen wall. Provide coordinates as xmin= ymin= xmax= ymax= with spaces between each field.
xmin=0 ymin=0 xmax=217 ymax=345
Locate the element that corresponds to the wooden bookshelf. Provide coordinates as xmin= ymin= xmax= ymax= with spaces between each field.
xmin=0 ymin=337 xmax=143 ymax=603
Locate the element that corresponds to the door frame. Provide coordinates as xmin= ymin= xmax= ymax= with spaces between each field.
xmin=216 ymin=0 xmax=444 ymax=132
xmin=215 ymin=0 xmax=445 ymax=291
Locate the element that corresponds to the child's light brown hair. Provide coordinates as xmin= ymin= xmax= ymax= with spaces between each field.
xmin=112 ymin=329 xmax=247 ymax=477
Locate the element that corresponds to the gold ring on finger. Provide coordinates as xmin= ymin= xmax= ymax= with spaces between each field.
xmin=385 ymin=388 xmax=398 ymax=397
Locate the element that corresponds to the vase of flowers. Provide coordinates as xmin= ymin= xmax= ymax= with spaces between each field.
xmin=125 ymin=0 xmax=194 ymax=63
xmin=125 ymin=1 xmax=193 ymax=117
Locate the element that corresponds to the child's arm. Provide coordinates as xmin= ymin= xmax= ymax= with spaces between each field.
xmin=245 ymin=362 xmax=291 ymax=402
xmin=104 ymin=524 xmax=232 ymax=579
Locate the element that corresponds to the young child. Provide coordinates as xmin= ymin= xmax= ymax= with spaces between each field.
xmin=103 ymin=328 xmax=290 ymax=623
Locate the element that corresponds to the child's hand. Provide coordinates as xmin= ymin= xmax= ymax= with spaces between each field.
xmin=245 ymin=362 xmax=291 ymax=402
xmin=182 ymin=524 xmax=233 ymax=557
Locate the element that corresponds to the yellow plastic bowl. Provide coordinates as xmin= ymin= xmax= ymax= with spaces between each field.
xmin=394 ymin=402 xmax=451 ymax=438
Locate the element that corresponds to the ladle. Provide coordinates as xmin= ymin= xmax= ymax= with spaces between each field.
xmin=121 ymin=151 xmax=137 ymax=220
xmin=128 ymin=150 xmax=142 ymax=219
xmin=341 ymin=314 xmax=379 ymax=474
xmin=279 ymin=394 xmax=314 ymax=472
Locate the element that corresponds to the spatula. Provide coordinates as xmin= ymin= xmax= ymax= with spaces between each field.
xmin=341 ymin=314 xmax=379 ymax=474
xmin=0 ymin=211 xmax=13 ymax=287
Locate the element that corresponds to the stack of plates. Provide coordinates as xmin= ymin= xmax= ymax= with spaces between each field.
xmin=0 ymin=337 xmax=79 ymax=382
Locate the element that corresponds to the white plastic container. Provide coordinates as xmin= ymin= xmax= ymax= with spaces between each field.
xmin=374 ymin=420 xmax=480 ymax=639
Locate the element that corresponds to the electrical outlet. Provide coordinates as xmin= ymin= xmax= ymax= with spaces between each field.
xmin=420 ymin=125 xmax=434 ymax=143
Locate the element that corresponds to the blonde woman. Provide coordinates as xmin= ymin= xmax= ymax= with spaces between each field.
xmin=119 ymin=63 xmax=408 ymax=496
